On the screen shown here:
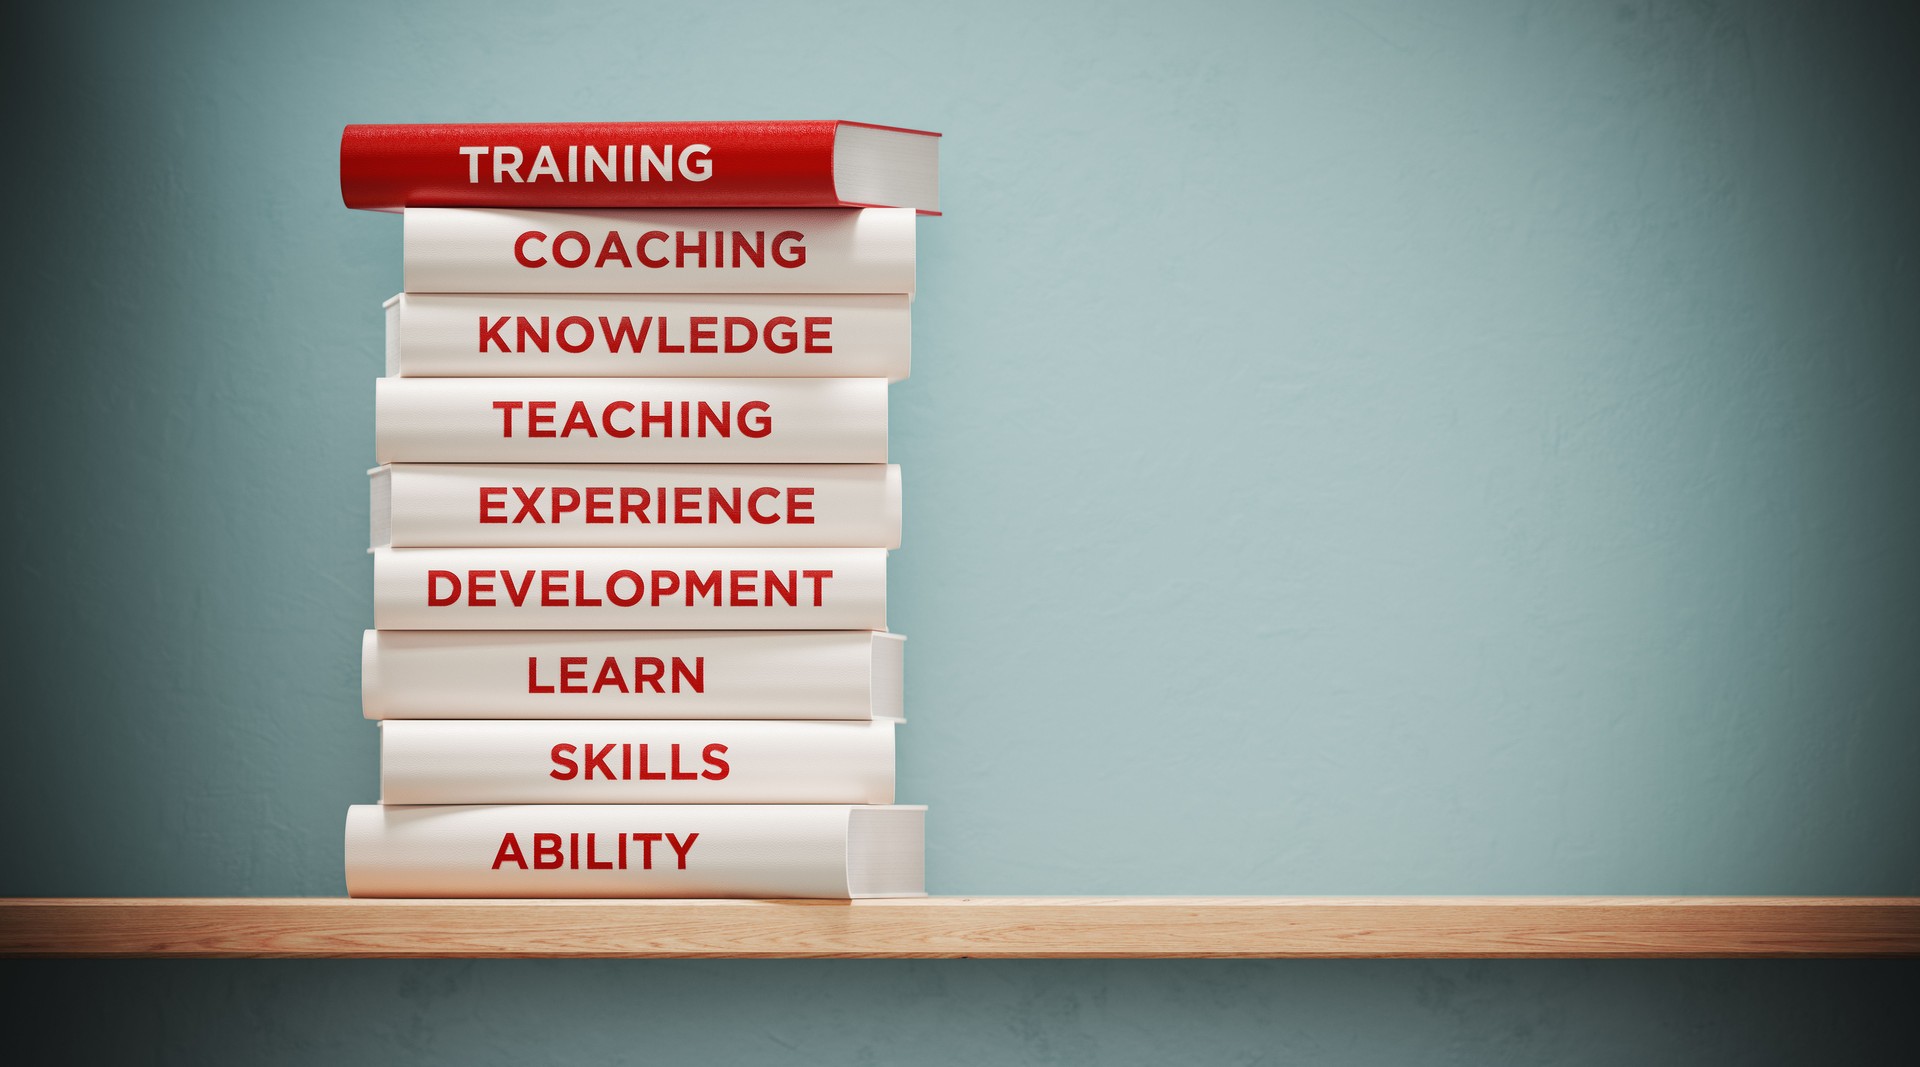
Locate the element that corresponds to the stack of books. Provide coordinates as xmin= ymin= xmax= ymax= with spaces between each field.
xmin=336 ymin=121 xmax=938 ymax=898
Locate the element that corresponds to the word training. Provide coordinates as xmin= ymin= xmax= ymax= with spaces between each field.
xmin=460 ymin=143 xmax=712 ymax=184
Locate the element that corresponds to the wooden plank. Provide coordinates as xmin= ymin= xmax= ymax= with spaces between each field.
xmin=2 ymin=897 xmax=1916 ymax=959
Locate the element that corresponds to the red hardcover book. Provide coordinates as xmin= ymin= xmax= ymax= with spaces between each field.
xmin=341 ymin=121 xmax=940 ymax=214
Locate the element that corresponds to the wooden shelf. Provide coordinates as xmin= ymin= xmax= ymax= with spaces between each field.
xmin=4 ymin=897 xmax=1916 ymax=958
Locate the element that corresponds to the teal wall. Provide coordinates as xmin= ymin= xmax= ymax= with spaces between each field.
xmin=3 ymin=0 xmax=1915 ymax=1061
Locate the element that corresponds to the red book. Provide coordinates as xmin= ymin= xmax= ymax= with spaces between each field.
xmin=341 ymin=121 xmax=940 ymax=214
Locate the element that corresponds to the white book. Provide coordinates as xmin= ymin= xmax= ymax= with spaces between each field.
xmin=403 ymin=207 xmax=916 ymax=294
xmin=375 ymin=377 xmax=887 ymax=464
xmin=385 ymin=293 xmax=909 ymax=380
xmin=371 ymin=463 xmax=901 ymax=549
xmin=344 ymin=803 xmax=926 ymax=898
xmin=361 ymin=630 xmax=904 ymax=720
xmin=372 ymin=547 xmax=886 ymax=630
xmin=379 ymin=720 xmax=895 ymax=805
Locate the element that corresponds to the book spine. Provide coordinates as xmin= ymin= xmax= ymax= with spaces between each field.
xmin=388 ymin=292 xmax=910 ymax=380
xmin=372 ymin=547 xmax=886 ymax=630
xmin=345 ymin=802 xmax=870 ymax=897
xmin=341 ymin=121 xmax=843 ymax=211
xmin=376 ymin=463 xmax=901 ymax=549
xmin=361 ymin=630 xmax=904 ymax=720
xmin=374 ymin=377 xmax=887 ymax=464
xmin=403 ymin=207 xmax=916 ymax=294
xmin=379 ymin=720 xmax=895 ymax=805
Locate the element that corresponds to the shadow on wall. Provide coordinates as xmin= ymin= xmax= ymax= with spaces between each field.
xmin=7 ymin=957 xmax=1917 ymax=1064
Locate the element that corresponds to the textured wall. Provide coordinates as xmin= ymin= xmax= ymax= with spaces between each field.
xmin=3 ymin=0 xmax=1915 ymax=1060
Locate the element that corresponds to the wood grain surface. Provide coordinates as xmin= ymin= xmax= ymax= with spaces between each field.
xmin=3 ymin=897 xmax=1916 ymax=959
